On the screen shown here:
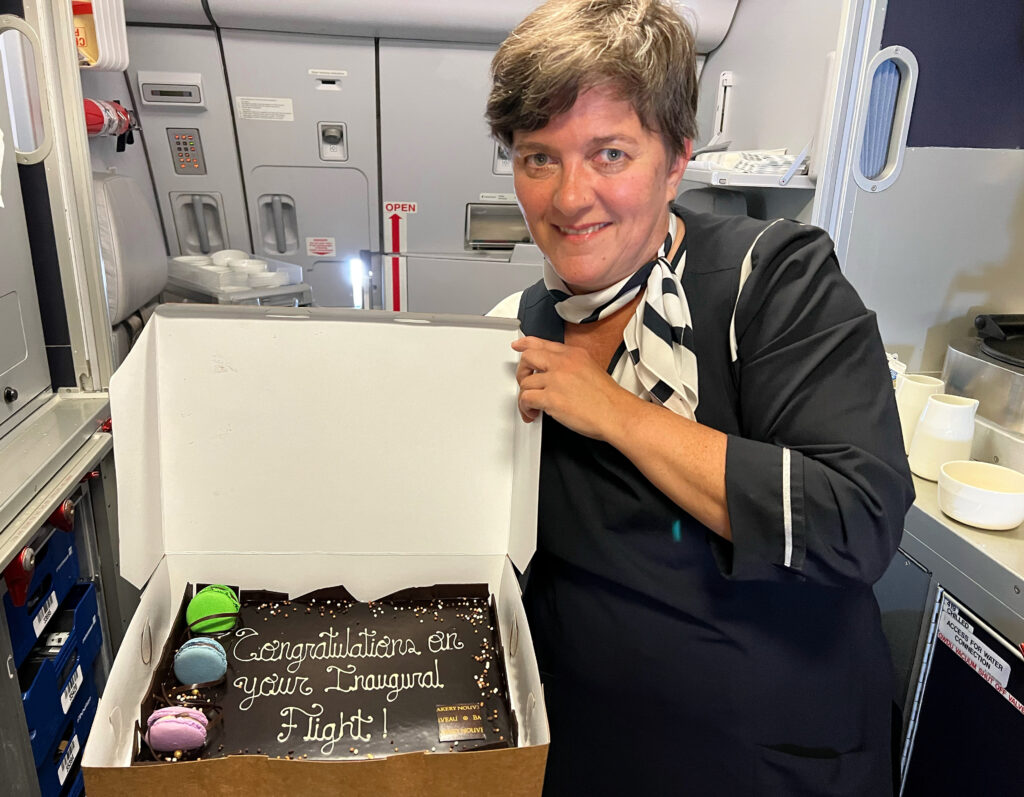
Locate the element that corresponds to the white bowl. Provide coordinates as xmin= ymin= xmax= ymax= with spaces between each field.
xmin=937 ymin=461 xmax=1024 ymax=531
xmin=172 ymin=255 xmax=212 ymax=266
xmin=247 ymin=272 xmax=278 ymax=287
xmin=230 ymin=258 xmax=269 ymax=273
xmin=211 ymin=249 xmax=249 ymax=266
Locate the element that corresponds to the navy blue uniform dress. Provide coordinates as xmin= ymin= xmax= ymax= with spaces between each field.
xmin=511 ymin=206 xmax=915 ymax=796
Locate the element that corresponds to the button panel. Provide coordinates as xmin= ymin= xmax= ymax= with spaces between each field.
xmin=166 ymin=127 xmax=207 ymax=175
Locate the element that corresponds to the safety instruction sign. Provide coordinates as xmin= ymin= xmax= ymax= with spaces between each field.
xmin=305 ymin=237 xmax=336 ymax=257
xmin=936 ymin=595 xmax=1022 ymax=714
xmin=235 ymin=96 xmax=295 ymax=122
xmin=383 ymin=201 xmax=417 ymax=254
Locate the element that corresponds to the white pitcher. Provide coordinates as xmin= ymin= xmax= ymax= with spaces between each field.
xmin=894 ymin=373 xmax=945 ymax=452
xmin=907 ymin=394 xmax=979 ymax=481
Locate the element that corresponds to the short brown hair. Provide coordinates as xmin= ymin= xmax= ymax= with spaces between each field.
xmin=487 ymin=0 xmax=698 ymax=156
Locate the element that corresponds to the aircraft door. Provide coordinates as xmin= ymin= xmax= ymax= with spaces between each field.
xmin=221 ymin=31 xmax=378 ymax=308
xmin=0 ymin=26 xmax=51 ymax=436
xmin=378 ymin=41 xmax=538 ymax=314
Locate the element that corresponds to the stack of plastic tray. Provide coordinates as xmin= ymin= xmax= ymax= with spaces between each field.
xmin=3 ymin=533 xmax=103 ymax=797
xmin=3 ymin=533 xmax=79 ymax=667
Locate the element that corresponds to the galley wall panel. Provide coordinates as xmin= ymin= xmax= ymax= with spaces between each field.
xmin=125 ymin=26 xmax=252 ymax=257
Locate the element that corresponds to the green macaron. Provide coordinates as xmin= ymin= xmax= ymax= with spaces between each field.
xmin=185 ymin=584 xmax=240 ymax=633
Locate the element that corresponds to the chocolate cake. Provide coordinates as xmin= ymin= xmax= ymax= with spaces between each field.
xmin=137 ymin=584 xmax=516 ymax=762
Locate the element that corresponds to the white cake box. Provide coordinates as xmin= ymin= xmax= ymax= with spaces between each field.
xmin=83 ymin=304 xmax=548 ymax=795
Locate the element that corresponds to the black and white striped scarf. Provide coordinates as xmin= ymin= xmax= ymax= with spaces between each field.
xmin=543 ymin=211 xmax=699 ymax=420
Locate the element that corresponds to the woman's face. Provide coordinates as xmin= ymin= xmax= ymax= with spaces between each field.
xmin=512 ymin=85 xmax=689 ymax=294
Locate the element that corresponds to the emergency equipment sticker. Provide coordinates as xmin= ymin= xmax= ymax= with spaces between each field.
xmin=480 ymin=193 xmax=516 ymax=202
xmin=937 ymin=597 xmax=1010 ymax=688
xmin=33 ymin=592 xmax=58 ymax=635
xmin=306 ymin=237 xmax=336 ymax=257
xmin=308 ymin=69 xmax=348 ymax=78
xmin=61 ymin=665 xmax=84 ymax=713
xmin=57 ymin=734 xmax=79 ymax=785
xmin=235 ymin=96 xmax=295 ymax=122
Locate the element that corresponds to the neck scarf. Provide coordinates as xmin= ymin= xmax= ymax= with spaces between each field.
xmin=543 ymin=210 xmax=699 ymax=420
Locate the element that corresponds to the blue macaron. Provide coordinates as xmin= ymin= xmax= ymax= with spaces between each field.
xmin=173 ymin=637 xmax=227 ymax=685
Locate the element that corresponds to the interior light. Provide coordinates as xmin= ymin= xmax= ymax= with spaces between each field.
xmin=349 ymin=257 xmax=365 ymax=309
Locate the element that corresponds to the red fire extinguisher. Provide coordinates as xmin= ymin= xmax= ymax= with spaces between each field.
xmin=83 ymin=98 xmax=137 ymax=150
xmin=83 ymin=98 xmax=131 ymax=136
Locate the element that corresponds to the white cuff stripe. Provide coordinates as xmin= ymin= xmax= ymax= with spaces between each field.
xmin=782 ymin=447 xmax=793 ymax=567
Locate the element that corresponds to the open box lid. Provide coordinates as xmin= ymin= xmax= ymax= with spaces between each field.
xmin=109 ymin=305 xmax=540 ymax=589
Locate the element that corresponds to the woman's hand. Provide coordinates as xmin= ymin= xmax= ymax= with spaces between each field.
xmin=512 ymin=335 xmax=732 ymax=538
xmin=511 ymin=336 xmax=631 ymax=440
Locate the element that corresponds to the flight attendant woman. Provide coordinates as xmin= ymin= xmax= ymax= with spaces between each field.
xmin=486 ymin=1 xmax=915 ymax=794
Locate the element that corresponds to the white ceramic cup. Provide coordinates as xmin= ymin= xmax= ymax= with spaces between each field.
xmin=907 ymin=394 xmax=979 ymax=481
xmin=894 ymin=373 xmax=945 ymax=452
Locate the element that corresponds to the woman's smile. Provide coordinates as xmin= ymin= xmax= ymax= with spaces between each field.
xmin=554 ymin=222 xmax=611 ymax=238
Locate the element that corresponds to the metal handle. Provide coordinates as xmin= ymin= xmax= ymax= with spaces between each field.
xmin=975 ymin=314 xmax=1024 ymax=341
xmin=0 ymin=15 xmax=53 ymax=164
xmin=271 ymin=195 xmax=286 ymax=254
xmin=191 ymin=194 xmax=210 ymax=254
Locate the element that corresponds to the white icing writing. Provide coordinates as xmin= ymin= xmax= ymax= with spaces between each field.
xmin=232 ymin=626 xmax=421 ymax=673
xmin=428 ymin=630 xmax=464 ymax=653
xmin=234 ymin=672 xmax=314 ymax=711
xmin=278 ymin=703 xmax=374 ymax=754
xmin=325 ymin=659 xmax=445 ymax=703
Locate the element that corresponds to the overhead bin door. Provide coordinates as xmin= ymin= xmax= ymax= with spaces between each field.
xmin=221 ymin=31 xmax=378 ymax=307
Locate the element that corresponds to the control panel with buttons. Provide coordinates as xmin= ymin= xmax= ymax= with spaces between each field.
xmin=166 ymin=127 xmax=208 ymax=174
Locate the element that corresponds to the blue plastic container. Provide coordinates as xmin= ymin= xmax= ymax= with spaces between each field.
xmin=35 ymin=676 xmax=98 ymax=797
xmin=3 ymin=533 xmax=79 ymax=667
xmin=20 ymin=583 xmax=102 ymax=767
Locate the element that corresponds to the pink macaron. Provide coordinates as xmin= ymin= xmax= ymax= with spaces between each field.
xmin=146 ymin=706 xmax=209 ymax=752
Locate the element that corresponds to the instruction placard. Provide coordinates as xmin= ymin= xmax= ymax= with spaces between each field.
xmin=235 ymin=96 xmax=295 ymax=122
xmin=306 ymin=237 xmax=336 ymax=257
xmin=937 ymin=596 xmax=1011 ymax=689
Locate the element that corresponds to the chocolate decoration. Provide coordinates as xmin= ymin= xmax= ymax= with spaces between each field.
xmin=136 ymin=584 xmax=516 ymax=762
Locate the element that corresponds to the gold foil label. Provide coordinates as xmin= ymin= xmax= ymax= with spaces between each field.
xmin=436 ymin=702 xmax=486 ymax=742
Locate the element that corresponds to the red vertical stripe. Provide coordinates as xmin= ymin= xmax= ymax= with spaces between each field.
xmin=391 ymin=256 xmax=401 ymax=311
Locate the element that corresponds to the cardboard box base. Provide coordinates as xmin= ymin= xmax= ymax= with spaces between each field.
xmin=83 ymin=553 xmax=548 ymax=794
xmin=85 ymin=746 xmax=548 ymax=797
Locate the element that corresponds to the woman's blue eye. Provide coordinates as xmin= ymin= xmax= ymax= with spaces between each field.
xmin=601 ymin=148 xmax=625 ymax=162
xmin=527 ymin=153 xmax=550 ymax=166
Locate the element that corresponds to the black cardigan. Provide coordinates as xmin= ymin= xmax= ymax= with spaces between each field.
xmin=515 ymin=205 xmax=913 ymax=795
